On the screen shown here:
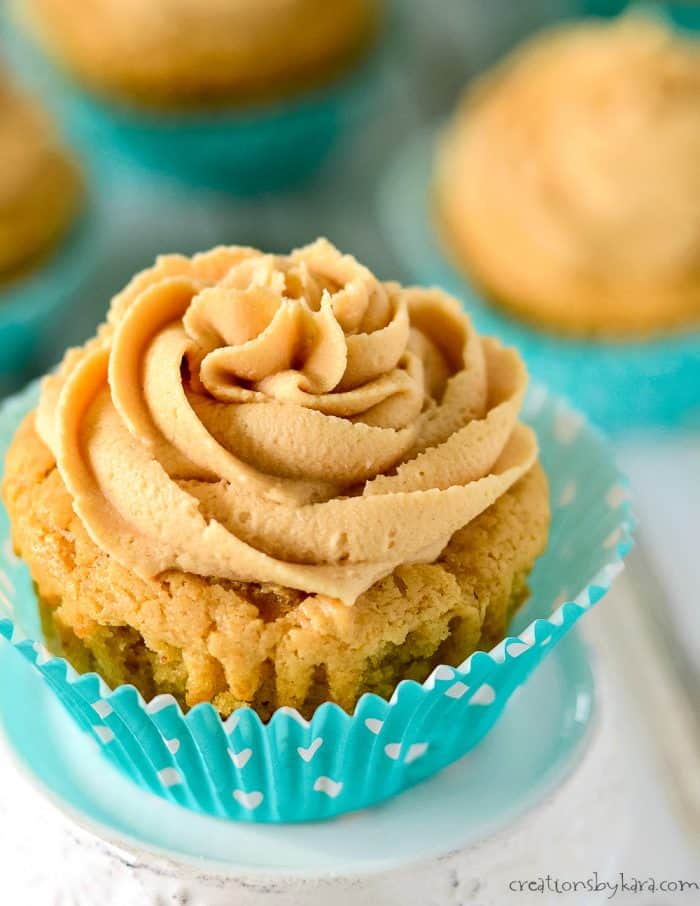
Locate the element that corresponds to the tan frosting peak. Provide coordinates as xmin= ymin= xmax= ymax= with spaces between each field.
xmin=37 ymin=240 xmax=536 ymax=604
xmin=437 ymin=18 xmax=700 ymax=336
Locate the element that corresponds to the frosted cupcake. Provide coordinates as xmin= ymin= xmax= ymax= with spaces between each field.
xmin=2 ymin=240 xmax=549 ymax=720
xmin=18 ymin=0 xmax=381 ymax=109
xmin=0 ymin=73 xmax=82 ymax=285
xmin=435 ymin=19 xmax=700 ymax=338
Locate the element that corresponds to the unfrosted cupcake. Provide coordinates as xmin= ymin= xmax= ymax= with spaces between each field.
xmin=0 ymin=72 xmax=82 ymax=284
xmin=17 ymin=0 xmax=381 ymax=109
xmin=435 ymin=19 xmax=700 ymax=338
xmin=2 ymin=240 xmax=549 ymax=720
xmin=10 ymin=0 xmax=385 ymax=193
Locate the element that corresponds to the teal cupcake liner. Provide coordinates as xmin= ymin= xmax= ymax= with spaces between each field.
xmin=378 ymin=131 xmax=700 ymax=433
xmin=582 ymin=2 xmax=700 ymax=31
xmin=3 ymin=14 xmax=390 ymax=195
xmin=0 ymin=380 xmax=632 ymax=822
xmin=0 ymin=204 xmax=99 ymax=393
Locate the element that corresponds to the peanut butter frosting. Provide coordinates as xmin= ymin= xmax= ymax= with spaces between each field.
xmin=436 ymin=19 xmax=700 ymax=337
xmin=19 ymin=0 xmax=380 ymax=108
xmin=0 ymin=74 xmax=82 ymax=279
xmin=36 ymin=240 xmax=536 ymax=604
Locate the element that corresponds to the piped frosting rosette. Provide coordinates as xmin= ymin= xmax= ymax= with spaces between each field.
xmin=36 ymin=239 xmax=536 ymax=604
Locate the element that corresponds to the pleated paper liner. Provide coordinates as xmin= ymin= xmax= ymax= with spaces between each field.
xmin=0 ymin=381 xmax=632 ymax=822
xmin=377 ymin=129 xmax=700 ymax=433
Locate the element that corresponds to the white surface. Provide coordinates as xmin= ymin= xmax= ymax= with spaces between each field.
xmin=0 ymin=588 xmax=697 ymax=906
xmin=618 ymin=434 xmax=700 ymax=664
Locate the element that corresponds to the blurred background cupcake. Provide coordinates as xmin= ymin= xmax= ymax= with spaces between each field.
xmin=20 ymin=0 xmax=378 ymax=109
xmin=379 ymin=12 xmax=700 ymax=430
xmin=0 ymin=71 xmax=82 ymax=285
xmin=0 ymin=69 xmax=95 ymax=393
xmin=8 ymin=0 xmax=386 ymax=192
xmin=435 ymin=17 xmax=700 ymax=339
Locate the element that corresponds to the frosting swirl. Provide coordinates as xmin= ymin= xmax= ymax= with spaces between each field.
xmin=37 ymin=240 xmax=536 ymax=604
xmin=436 ymin=19 xmax=700 ymax=336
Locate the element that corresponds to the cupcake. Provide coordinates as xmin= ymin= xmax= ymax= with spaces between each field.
xmin=435 ymin=19 xmax=700 ymax=338
xmin=2 ymin=239 xmax=550 ymax=721
xmin=9 ymin=0 xmax=385 ymax=192
xmin=0 ymin=72 xmax=82 ymax=284
xmin=0 ymin=72 xmax=94 ymax=393
xmin=18 ymin=0 xmax=380 ymax=109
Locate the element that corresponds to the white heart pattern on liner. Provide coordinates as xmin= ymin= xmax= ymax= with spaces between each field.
xmin=229 ymin=748 xmax=252 ymax=770
xmin=165 ymin=738 xmax=180 ymax=755
xmin=554 ymin=410 xmax=583 ymax=445
xmin=91 ymin=699 xmax=113 ymax=719
xmin=444 ymin=681 xmax=468 ymax=700
xmin=558 ymin=482 xmax=577 ymax=507
xmin=405 ymin=743 xmax=429 ymax=764
xmin=384 ymin=743 xmax=401 ymax=760
xmin=158 ymin=768 xmax=183 ymax=788
xmin=233 ymin=790 xmax=264 ymax=810
xmin=313 ymin=777 xmax=343 ymax=798
xmin=524 ymin=383 xmax=547 ymax=415
xmin=224 ymin=713 xmax=240 ymax=734
xmin=384 ymin=742 xmax=429 ymax=764
xmin=606 ymin=484 xmax=628 ymax=509
xmin=364 ymin=718 xmax=384 ymax=735
xmin=297 ymin=738 xmax=323 ymax=762
xmin=93 ymin=726 xmax=114 ymax=745
xmin=470 ymin=684 xmax=496 ymax=706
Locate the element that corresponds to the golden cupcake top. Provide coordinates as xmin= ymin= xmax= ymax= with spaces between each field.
xmin=19 ymin=0 xmax=381 ymax=108
xmin=36 ymin=240 xmax=536 ymax=604
xmin=436 ymin=18 xmax=700 ymax=337
xmin=0 ymin=74 xmax=82 ymax=280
